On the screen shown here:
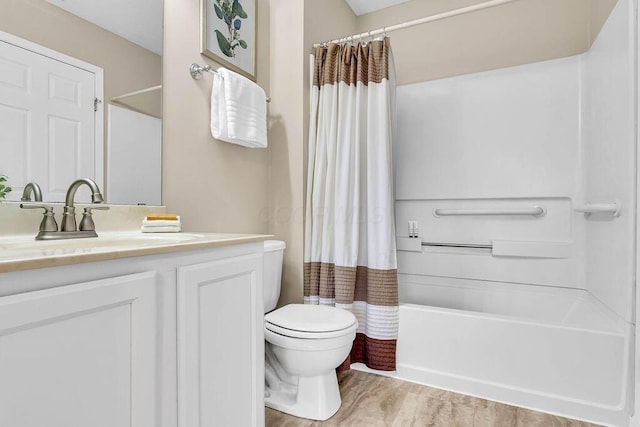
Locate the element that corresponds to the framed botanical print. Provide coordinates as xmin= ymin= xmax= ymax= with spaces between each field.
xmin=200 ymin=0 xmax=257 ymax=81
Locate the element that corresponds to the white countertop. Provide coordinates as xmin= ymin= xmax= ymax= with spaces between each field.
xmin=0 ymin=231 xmax=272 ymax=273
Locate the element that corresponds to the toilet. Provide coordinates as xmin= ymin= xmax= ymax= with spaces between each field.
xmin=262 ymin=240 xmax=358 ymax=421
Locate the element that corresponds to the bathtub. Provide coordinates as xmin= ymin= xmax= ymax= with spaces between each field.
xmin=354 ymin=274 xmax=632 ymax=426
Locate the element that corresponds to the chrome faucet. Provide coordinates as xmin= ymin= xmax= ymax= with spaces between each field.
xmin=61 ymin=178 xmax=105 ymax=232
xmin=20 ymin=177 xmax=109 ymax=240
xmin=21 ymin=182 xmax=43 ymax=202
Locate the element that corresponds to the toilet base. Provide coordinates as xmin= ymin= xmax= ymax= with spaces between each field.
xmin=265 ymin=371 xmax=342 ymax=421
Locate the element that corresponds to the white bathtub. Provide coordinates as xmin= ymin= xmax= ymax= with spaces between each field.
xmin=355 ymin=274 xmax=633 ymax=426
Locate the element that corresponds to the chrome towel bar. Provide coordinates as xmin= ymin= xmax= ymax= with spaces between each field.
xmin=189 ymin=63 xmax=218 ymax=79
xmin=189 ymin=63 xmax=271 ymax=102
xmin=433 ymin=206 xmax=546 ymax=217
xmin=421 ymin=241 xmax=492 ymax=249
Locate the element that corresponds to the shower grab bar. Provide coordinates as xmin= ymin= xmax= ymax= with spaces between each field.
xmin=421 ymin=241 xmax=492 ymax=250
xmin=575 ymin=201 xmax=621 ymax=217
xmin=433 ymin=206 xmax=546 ymax=217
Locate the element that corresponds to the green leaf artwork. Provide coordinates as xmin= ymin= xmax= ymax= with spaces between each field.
xmin=215 ymin=30 xmax=232 ymax=57
xmin=0 ymin=175 xmax=12 ymax=202
xmin=212 ymin=0 xmax=249 ymax=58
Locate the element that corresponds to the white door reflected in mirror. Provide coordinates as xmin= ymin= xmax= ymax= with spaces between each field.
xmin=0 ymin=34 xmax=103 ymax=204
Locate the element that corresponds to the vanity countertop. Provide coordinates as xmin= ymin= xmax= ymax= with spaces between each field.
xmin=0 ymin=231 xmax=273 ymax=273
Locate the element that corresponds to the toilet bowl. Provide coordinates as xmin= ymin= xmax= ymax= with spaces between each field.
xmin=262 ymin=241 xmax=358 ymax=421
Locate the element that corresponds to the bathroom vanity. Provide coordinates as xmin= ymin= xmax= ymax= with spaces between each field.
xmin=0 ymin=232 xmax=267 ymax=427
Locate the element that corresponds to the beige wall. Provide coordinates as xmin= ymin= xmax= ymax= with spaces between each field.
xmin=589 ymin=0 xmax=618 ymax=44
xmin=162 ymin=0 xmax=271 ymax=233
xmin=1 ymin=0 xmax=162 ymax=175
xmin=356 ymin=0 xmax=618 ymax=85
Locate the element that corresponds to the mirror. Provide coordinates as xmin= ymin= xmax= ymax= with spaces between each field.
xmin=0 ymin=0 xmax=163 ymax=205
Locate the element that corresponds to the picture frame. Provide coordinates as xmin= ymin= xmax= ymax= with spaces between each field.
xmin=200 ymin=0 xmax=257 ymax=81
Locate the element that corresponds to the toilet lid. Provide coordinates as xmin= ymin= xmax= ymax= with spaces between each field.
xmin=264 ymin=304 xmax=357 ymax=337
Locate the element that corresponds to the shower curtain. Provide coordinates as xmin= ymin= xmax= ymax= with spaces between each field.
xmin=304 ymin=38 xmax=398 ymax=371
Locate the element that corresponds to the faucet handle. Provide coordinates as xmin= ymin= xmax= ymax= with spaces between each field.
xmin=21 ymin=182 xmax=43 ymax=202
xmin=79 ymin=205 xmax=110 ymax=232
xmin=83 ymin=204 xmax=110 ymax=213
xmin=19 ymin=202 xmax=50 ymax=209
xmin=19 ymin=203 xmax=59 ymax=232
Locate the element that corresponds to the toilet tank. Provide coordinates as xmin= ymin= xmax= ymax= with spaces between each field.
xmin=263 ymin=240 xmax=286 ymax=313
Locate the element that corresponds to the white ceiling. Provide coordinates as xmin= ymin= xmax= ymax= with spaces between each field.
xmin=345 ymin=0 xmax=413 ymax=16
xmin=46 ymin=0 xmax=163 ymax=55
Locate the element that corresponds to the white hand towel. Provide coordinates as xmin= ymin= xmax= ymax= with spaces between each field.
xmin=211 ymin=68 xmax=268 ymax=148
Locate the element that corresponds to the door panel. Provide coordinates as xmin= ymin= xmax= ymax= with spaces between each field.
xmin=0 ymin=103 xmax=29 ymax=185
xmin=0 ymin=39 xmax=98 ymax=202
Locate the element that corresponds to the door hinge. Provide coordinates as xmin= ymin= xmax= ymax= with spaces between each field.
xmin=94 ymin=98 xmax=102 ymax=112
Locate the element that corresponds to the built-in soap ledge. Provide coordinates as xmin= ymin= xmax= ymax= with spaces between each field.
xmin=397 ymin=237 xmax=422 ymax=252
xmin=491 ymin=240 xmax=571 ymax=259
xmin=397 ymin=237 xmax=572 ymax=258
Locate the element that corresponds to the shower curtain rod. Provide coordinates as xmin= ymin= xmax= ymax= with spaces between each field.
xmin=312 ymin=0 xmax=521 ymax=48
xmin=110 ymin=85 xmax=161 ymax=102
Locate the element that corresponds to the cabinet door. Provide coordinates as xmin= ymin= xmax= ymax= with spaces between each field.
xmin=178 ymin=253 xmax=264 ymax=427
xmin=0 ymin=271 xmax=157 ymax=427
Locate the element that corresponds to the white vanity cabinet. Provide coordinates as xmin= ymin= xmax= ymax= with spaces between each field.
xmin=0 ymin=271 xmax=157 ymax=427
xmin=178 ymin=253 xmax=264 ymax=427
xmin=0 ymin=240 xmax=265 ymax=427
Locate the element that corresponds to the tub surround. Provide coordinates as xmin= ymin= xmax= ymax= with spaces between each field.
xmin=389 ymin=0 xmax=635 ymax=425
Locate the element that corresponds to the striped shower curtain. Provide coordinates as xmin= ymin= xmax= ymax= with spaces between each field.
xmin=304 ymin=38 xmax=398 ymax=371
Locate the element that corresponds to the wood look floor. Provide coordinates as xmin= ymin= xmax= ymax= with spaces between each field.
xmin=265 ymin=370 xmax=601 ymax=427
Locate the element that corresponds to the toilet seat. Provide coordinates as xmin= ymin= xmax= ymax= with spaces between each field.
xmin=265 ymin=304 xmax=358 ymax=339
xmin=265 ymin=326 xmax=357 ymax=352
xmin=265 ymin=321 xmax=357 ymax=339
